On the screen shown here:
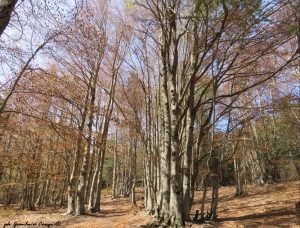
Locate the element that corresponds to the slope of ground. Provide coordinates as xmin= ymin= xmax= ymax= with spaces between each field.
xmin=0 ymin=181 xmax=299 ymax=227
xmin=191 ymin=180 xmax=300 ymax=227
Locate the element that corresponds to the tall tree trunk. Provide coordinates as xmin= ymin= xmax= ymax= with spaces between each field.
xmin=112 ymin=128 xmax=118 ymax=199
xmin=88 ymin=70 xmax=117 ymax=212
xmin=75 ymin=70 xmax=98 ymax=215
xmin=131 ymin=138 xmax=137 ymax=205
xmin=159 ymin=34 xmax=171 ymax=220
xmin=66 ymin=82 xmax=90 ymax=215
xmin=169 ymin=71 xmax=183 ymax=225
xmin=182 ymin=82 xmax=195 ymax=221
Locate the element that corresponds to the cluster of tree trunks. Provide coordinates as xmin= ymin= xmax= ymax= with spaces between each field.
xmin=0 ymin=1 xmax=299 ymax=228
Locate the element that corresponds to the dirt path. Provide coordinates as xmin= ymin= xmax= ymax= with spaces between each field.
xmin=0 ymin=193 xmax=152 ymax=228
xmin=63 ymin=197 xmax=152 ymax=228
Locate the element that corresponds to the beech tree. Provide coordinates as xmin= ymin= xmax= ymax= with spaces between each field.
xmin=131 ymin=0 xmax=298 ymax=225
xmin=0 ymin=0 xmax=299 ymax=227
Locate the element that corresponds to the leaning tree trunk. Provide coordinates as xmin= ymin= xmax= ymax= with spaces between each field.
xmin=87 ymin=146 xmax=101 ymax=211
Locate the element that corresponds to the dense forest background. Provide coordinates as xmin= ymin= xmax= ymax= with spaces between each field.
xmin=0 ymin=0 xmax=299 ymax=227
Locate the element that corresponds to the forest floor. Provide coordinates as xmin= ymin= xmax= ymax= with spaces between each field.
xmin=191 ymin=180 xmax=300 ymax=227
xmin=0 ymin=180 xmax=299 ymax=228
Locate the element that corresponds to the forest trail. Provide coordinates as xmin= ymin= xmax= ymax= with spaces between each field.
xmin=0 ymin=190 xmax=152 ymax=228
xmin=0 ymin=181 xmax=299 ymax=227
xmin=63 ymin=194 xmax=152 ymax=228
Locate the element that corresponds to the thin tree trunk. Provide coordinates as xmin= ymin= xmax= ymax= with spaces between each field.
xmin=131 ymin=138 xmax=137 ymax=205
xmin=112 ymin=129 xmax=118 ymax=199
